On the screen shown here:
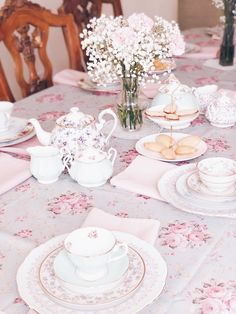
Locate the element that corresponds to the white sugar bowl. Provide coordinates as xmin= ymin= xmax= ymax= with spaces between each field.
xmin=205 ymin=93 xmax=236 ymax=128
xmin=64 ymin=147 xmax=117 ymax=187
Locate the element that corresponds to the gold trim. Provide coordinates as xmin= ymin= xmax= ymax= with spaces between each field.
xmin=38 ymin=244 xmax=146 ymax=307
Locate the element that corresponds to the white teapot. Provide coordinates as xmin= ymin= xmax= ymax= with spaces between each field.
xmin=29 ymin=107 xmax=118 ymax=155
xmin=205 ymin=92 xmax=236 ymax=128
xmin=64 ymin=147 xmax=117 ymax=187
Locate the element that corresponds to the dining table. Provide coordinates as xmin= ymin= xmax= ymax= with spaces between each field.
xmin=1 ymin=27 xmax=236 ymax=314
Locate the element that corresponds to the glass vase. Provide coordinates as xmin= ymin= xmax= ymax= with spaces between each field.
xmin=117 ymin=77 xmax=146 ymax=131
xmin=219 ymin=22 xmax=235 ymax=66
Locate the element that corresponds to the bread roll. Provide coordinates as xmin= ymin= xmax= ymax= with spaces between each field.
xmin=144 ymin=141 xmax=165 ymax=152
xmin=156 ymin=134 xmax=175 ymax=148
xmin=161 ymin=147 xmax=176 ymax=160
xmin=175 ymin=145 xmax=196 ymax=155
xmin=177 ymin=135 xmax=201 ymax=148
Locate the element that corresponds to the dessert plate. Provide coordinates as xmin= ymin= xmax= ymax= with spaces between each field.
xmin=17 ymin=232 xmax=167 ymax=314
xmin=41 ymin=245 xmax=143 ymax=309
xmin=135 ymin=133 xmax=207 ymax=162
xmin=158 ymin=164 xmax=236 ymax=218
xmin=187 ymin=172 xmax=236 ymax=199
xmin=0 ymin=117 xmax=34 ymax=143
xmin=77 ymin=78 xmax=120 ymax=94
xmin=53 ymin=248 xmax=129 ymax=294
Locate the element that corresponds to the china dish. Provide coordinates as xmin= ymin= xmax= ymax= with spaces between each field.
xmin=77 ymin=78 xmax=120 ymax=94
xmin=0 ymin=117 xmax=34 ymax=144
xmin=53 ymin=248 xmax=129 ymax=294
xmin=135 ymin=133 xmax=207 ymax=162
xmin=17 ymin=232 xmax=167 ymax=314
xmin=158 ymin=164 xmax=236 ymax=218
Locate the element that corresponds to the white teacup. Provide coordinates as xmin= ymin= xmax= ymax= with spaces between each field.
xmin=64 ymin=227 xmax=128 ymax=281
xmin=197 ymin=157 xmax=236 ymax=193
xmin=193 ymin=85 xmax=218 ymax=114
xmin=0 ymin=101 xmax=13 ymax=132
xmin=26 ymin=146 xmax=64 ymax=184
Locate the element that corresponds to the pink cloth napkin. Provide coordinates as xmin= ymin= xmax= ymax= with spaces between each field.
xmin=110 ymin=155 xmax=176 ymax=201
xmin=82 ymin=208 xmax=160 ymax=245
xmin=0 ymin=153 xmax=31 ymax=195
xmin=53 ymin=69 xmax=88 ymax=87
xmin=182 ymin=46 xmax=218 ymax=59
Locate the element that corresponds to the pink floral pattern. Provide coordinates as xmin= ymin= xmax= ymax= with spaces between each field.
xmin=191 ymin=115 xmax=207 ymax=126
xmin=36 ymin=93 xmax=64 ymax=103
xmin=15 ymin=182 xmax=31 ymax=192
xmin=203 ymin=137 xmax=230 ymax=152
xmin=179 ymin=64 xmax=201 ymax=72
xmin=159 ymin=220 xmax=211 ymax=249
xmin=120 ymin=149 xmax=139 ymax=165
xmin=115 ymin=211 xmax=129 ymax=218
xmin=195 ymin=77 xmax=219 ymax=86
xmin=192 ymin=279 xmax=236 ymax=314
xmin=38 ymin=111 xmax=66 ymax=122
xmin=14 ymin=229 xmax=33 ymax=238
xmin=48 ymin=192 xmax=93 ymax=215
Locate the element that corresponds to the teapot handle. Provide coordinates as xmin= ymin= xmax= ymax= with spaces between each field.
xmin=97 ymin=109 xmax=118 ymax=144
xmin=108 ymin=147 xmax=117 ymax=166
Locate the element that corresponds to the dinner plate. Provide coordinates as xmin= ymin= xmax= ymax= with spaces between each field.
xmin=53 ymin=248 xmax=129 ymax=294
xmin=0 ymin=117 xmax=34 ymax=143
xmin=77 ymin=78 xmax=120 ymax=94
xmin=135 ymin=133 xmax=207 ymax=162
xmin=158 ymin=164 xmax=236 ymax=218
xmin=17 ymin=232 xmax=167 ymax=314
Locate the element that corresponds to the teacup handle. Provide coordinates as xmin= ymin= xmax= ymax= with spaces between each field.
xmin=108 ymin=242 xmax=128 ymax=263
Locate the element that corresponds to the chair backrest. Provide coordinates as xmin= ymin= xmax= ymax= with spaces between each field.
xmin=0 ymin=59 xmax=14 ymax=102
xmin=0 ymin=0 xmax=83 ymax=98
xmin=178 ymin=0 xmax=220 ymax=30
xmin=102 ymin=0 xmax=123 ymax=16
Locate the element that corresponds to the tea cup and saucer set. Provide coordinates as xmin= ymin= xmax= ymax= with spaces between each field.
xmin=0 ymin=101 xmax=35 ymax=147
xmin=53 ymin=227 xmax=130 ymax=295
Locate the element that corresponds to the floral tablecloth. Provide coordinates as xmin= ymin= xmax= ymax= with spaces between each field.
xmin=1 ymin=28 xmax=236 ymax=314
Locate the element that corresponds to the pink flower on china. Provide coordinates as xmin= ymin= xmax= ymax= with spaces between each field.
xmin=195 ymin=77 xmax=218 ymax=86
xmin=200 ymin=298 xmax=225 ymax=314
xmin=38 ymin=111 xmax=66 ymax=122
xmin=128 ymin=13 xmax=154 ymax=32
xmin=14 ymin=229 xmax=32 ymax=238
xmin=111 ymin=27 xmax=137 ymax=49
xmin=179 ymin=64 xmax=201 ymax=72
xmin=36 ymin=93 xmax=64 ymax=103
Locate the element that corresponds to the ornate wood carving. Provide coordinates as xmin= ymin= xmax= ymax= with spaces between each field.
xmin=0 ymin=0 xmax=82 ymax=98
xmin=0 ymin=60 xmax=14 ymax=102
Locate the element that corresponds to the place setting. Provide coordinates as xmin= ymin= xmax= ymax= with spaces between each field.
xmin=0 ymin=101 xmax=35 ymax=148
xmin=17 ymin=225 xmax=167 ymax=313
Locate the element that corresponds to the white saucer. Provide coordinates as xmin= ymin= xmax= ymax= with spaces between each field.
xmin=0 ymin=117 xmax=35 ymax=145
xmin=77 ymin=78 xmax=120 ymax=94
xmin=187 ymin=172 xmax=236 ymax=198
xmin=135 ymin=133 xmax=207 ymax=162
xmin=53 ymin=248 xmax=129 ymax=294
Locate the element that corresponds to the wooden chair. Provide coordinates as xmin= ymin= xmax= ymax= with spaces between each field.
xmin=0 ymin=59 xmax=14 ymax=102
xmin=0 ymin=0 xmax=83 ymax=99
xmin=102 ymin=0 xmax=123 ymax=16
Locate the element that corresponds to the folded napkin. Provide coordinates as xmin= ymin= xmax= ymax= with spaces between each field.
xmin=182 ymin=46 xmax=218 ymax=60
xmin=110 ymin=155 xmax=176 ymax=201
xmin=82 ymin=207 xmax=160 ymax=245
xmin=53 ymin=69 xmax=88 ymax=87
xmin=0 ymin=153 xmax=31 ymax=195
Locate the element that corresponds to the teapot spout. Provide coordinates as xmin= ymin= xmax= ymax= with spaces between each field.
xmin=29 ymin=118 xmax=51 ymax=146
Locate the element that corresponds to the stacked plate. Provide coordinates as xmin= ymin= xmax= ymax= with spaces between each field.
xmin=17 ymin=232 xmax=167 ymax=313
xmin=0 ymin=117 xmax=35 ymax=147
xmin=158 ymin=164 xmax=236 ymax=218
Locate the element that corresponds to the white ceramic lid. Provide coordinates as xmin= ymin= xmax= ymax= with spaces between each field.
xmin=75 ymin=147 xmax=106 ymax=163
xmin=64 ymin=227 xmax=116 ymax=256
xmin=56 ymin=107 xmax=94 ymax=128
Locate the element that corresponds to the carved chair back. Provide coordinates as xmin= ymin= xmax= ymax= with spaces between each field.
xmin=102 ymin=0 xmax=123 ymax=16
xmin=0 ymin=59 xmax=14 ymax=102
xmin=0 ymin=0 xmax=83 ymax=98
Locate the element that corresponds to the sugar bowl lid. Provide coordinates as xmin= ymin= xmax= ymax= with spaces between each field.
xmin=56 ymin=107 xmax=94 ymax=128
xmin=75 ymin=147 xmax=106 ymax=163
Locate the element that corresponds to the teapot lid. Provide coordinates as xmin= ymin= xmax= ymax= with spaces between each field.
xmin=56 ymin=107 xmax=94 ymax=128
xmin=75 ymin=147 xmax=106 ymax=163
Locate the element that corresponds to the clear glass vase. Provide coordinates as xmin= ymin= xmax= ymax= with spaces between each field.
xmin=117 ymin=77 xmax=146 ymax=131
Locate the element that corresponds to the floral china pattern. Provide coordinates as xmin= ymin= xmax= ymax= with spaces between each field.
xmin=47 ymin=192 xmax=93 ymax=215
xmin=158 ymin=220 xmax=211 ymax=249
xmin=191 ymin=279 xmax=236 ymax=314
